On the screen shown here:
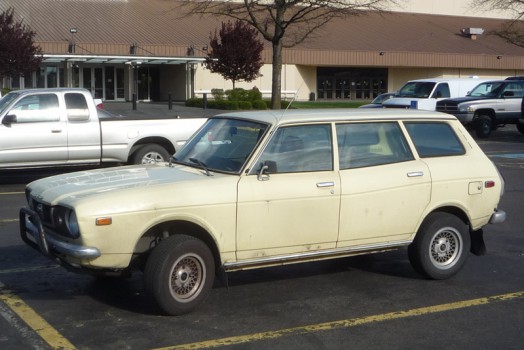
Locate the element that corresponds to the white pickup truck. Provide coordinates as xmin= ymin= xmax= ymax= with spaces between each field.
xmin=0 ymin=88 xmax=206 ymax=169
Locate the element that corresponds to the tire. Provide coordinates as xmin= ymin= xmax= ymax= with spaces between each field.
xmin=474 ymin=115 xmax=493 ymax=138
xmin=144 ymin=235 xmax=215 ymax=315
xmin=408 ymin=212 xmax=470 ymax=280
xmin=517 ymin=122 xmax=524 ymax=134
xmin=132 ymin=144 xmax=170 ymax=164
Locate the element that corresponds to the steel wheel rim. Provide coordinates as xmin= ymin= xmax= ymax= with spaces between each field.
xmin=142 ymin=151 xmax=165 ymax=164
xmin=169 ymin=253 xmax=205 ymax=303
xmin=428 ymin=227 xmax=463 ymax=269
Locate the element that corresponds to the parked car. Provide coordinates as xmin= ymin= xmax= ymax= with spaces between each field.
xmin=0 ymin=88 xmax=206 ymax=169
xmin=358 ymin=92 xmax=395 ymax=108
xmin=436 ymin=79 xmax=524 ymax=138
xmin=20 ymin=109 xmax=505 ymax=315
xmin=382 ymin=78 xmax=489 ymax=110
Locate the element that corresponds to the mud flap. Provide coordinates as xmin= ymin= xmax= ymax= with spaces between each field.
xmin=470 ymin=229 xmax=487 ymax=256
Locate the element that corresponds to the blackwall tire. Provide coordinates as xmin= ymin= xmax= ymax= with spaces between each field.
xmin=475 ymin=115 xmax=493 ymax=139
xmin=516 ymin=122 xmax=524 ymax=134
xmin=408 ymin=213 xmax=470 ymax=280
xmin=133 ymin=144 xmax=170 ymax=164
xmin=144 ymin=235 xmax=215 ymax=315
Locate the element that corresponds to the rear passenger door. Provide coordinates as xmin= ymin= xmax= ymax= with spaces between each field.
xmin=336 ymin=122 xmax=431 ymax=247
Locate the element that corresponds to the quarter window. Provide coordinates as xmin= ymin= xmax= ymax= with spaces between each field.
xmin=404 ymin=122 xmax=465 ymax=157
xmin=255 ymin=124 xmax=333 ymax=173
xmin=337 ymin=122 xmax=413 ymax=169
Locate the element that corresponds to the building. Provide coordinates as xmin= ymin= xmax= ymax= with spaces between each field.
xmin=1 ymin=0 xmax=523 ymax=102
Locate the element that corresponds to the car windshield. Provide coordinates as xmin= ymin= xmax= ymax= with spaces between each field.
xmin=0 ymin=92 xmax=20 ymax=115
xmin=397 ymin=82 xmax=436 ymax=98
xmin=173 ymin=117 xmax=268 ymax=174
xmin=372 ymin=93 xmax=393 ymax=104
xmin=468 ymin=82 xmax=506 ymax=97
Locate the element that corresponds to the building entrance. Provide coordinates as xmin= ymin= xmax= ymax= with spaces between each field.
xmin=81 ymin=66 xmax=125 ymax=101
xmin=317 ymin=68 xmax=388 ymax=100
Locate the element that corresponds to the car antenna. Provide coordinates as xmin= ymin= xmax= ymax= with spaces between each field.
xmin=280 ymin=82 xmax=303 ymax=120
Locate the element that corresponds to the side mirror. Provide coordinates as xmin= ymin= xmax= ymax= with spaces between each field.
xmin=257 ymin=161 xmax=277 ymax=181
xmin=1 ymin=114 xmax=17 ymax=126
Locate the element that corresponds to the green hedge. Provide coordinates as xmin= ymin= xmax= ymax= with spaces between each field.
xmin=186 ymin=87 xmax=266 ymax=110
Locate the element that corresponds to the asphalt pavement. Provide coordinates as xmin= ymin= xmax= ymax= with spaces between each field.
xmin=102 ymin=100 xmax=225 ymax=119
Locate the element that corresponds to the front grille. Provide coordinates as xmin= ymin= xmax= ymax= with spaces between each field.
xmin=436 ymin=102 xmax=459 ymax=113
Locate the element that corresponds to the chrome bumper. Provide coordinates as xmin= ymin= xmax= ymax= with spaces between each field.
xmin=19 ymin=207 xmax=100 ymax=260
xmin=489 ymin=209 xmax=506 ymax=224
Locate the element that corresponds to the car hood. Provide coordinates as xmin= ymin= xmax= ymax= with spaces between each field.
xmin=438 ymin=96 xmax=488 ymax=104
xmin=27 ymin=164 xmax=226 ymax=207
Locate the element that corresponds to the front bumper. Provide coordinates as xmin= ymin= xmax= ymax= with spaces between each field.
xmin=19 ymin=207 xmax=101 ymax=260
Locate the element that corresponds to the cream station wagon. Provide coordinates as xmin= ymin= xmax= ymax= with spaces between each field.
xmin=20 ymin=109 xmax=506 ymax=315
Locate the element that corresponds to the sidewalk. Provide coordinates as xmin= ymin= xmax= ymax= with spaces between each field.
xmin=102 ymin=101 xmax=226 ymax=119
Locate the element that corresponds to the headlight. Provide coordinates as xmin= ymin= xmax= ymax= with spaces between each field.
xmin=65 ymin=210 xmax=80 ymax=238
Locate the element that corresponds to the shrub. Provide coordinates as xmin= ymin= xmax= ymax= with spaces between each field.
xmin=211 ymin=88 xmax=225 ymax=101
xmin=238 ymin=101 xmax=253 ymax=110
xmin=252 ymin=100 xmax=267 ymax=110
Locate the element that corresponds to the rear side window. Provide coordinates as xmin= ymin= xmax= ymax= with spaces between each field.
xmin=337 ymin=122 xmax=413 ymax=169
xmin=404 ymin=122 xmax=465 ymax=157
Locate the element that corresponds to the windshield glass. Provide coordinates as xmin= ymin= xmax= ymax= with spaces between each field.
xmin=0 ymin=92 xmax=20 ymax=115
xmin=397 ymin=82 xmax=436 ymax=98
xmin=174 ymin=117 xmax=268 ymax=174
xmin=468 ymin=82 xmax=505 ymax=97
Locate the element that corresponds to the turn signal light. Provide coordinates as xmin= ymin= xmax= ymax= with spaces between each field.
xmin=96 ymin=217 xmax=112 ymax=226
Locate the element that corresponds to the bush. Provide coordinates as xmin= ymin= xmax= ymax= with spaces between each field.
xmin=238 ymin=101 xmax=253 ymax=110
xmin=185 ymin=98 xmax=203 ymax=107
xmin=252 ymin=100 xmax=267 ymax=110
xmin=211 ymin=88 xmax=225 ymax=101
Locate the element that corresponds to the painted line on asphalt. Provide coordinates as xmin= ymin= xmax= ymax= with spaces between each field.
xmin=0 ymin=265 xmax=59 ymax=275
xmin=0 ymin=282 xmax=76 ymax=350
xmin=0 ymin=218 xmax=19 ymax=223
xmin=0 ymin=191 xmax=24 ymax=195
xmin=153 ymin=291 xmax=524 ymax=350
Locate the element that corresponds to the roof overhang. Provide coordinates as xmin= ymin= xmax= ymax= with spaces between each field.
xmin=41 ymin=54 xmax=205 ymax=65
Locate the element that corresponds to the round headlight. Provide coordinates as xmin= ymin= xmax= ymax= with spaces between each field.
xmin=65 ymin=210 xmax=80 ymax=238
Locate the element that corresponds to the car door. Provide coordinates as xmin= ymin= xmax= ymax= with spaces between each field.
xmin=336 ymin=121 xmax=431 ymax=247
xmin=0 ymin=93 xmax=68 ymax=168
xmin=236 ymin=123 xmax=340 ymax=260
xmin=63 ymin=92 xmax=102 ymax=163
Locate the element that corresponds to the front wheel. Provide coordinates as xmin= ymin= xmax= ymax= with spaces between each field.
xmin=132 ymin=144 xmax=170 ymax=164
xmin=408 ymin=213 xmax=470 ymax=280
xmin=144 ymin=235 xmax=215 ymax=315
xmin=516 ymin=121 xmax=524 ymax=134
xmin=474 ymin=115 xmax=493 ymax=138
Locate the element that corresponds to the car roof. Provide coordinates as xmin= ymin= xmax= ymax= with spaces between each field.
xmin=215 ymin=108 xmax=457 ymax=126
xmin=8 ymin=88 xmax=91 ymax=96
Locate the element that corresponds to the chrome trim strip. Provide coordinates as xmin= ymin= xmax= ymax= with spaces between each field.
xmin=223 ymin=240 xmax=412 ymax=271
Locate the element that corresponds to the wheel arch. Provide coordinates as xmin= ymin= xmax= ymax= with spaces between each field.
xmin=134 ymin=219 xmax=222 ymax=273
xmin=473 ymin=109 xmax=496 ymax=121
xmin=419 ymin=205 xmax=471 ymax=233
xmin=128 ymin=137 xmax=176 ymax=162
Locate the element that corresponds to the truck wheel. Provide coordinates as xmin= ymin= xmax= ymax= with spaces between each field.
xmin=408 ymin=212 xmax=470 ymax=280
xmin=144 ymin=235 xmax=215 ymax=315
xmin=475 ymin=115 xmax=493 ymax=138
xmin=133 ymin=144 xmax=170 ymax=164
xmin=517 ymin=122 xmax=524 ymax=134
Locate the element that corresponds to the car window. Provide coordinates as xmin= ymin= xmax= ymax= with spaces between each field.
xmin=254 ymin=124 xmax=333 ymax=174
xmin=65 ymin=93 xmax=88 ymax=109
xmin=337 ymin=122 xmax=413 ymax=169
xmin=404 ymin=122 xmax=465 ymax=157
xmin=432 ymin=83 xmax=450 ymax=98
xmin=10 ymin=94 xmax=59 ymax=123
xmin=501 ymin=82 xmax=524 ymax=98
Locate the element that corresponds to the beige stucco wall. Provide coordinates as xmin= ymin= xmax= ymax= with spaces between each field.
xmin=392 ymin=0 xmax=512 ymax=19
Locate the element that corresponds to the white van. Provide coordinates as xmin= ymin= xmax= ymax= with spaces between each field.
xmin=382 ymin=78 xmax=490 ymax=111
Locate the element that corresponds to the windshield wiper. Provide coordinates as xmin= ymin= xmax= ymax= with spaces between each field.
xmin=189 ymin=158 xmax=212 ymax=176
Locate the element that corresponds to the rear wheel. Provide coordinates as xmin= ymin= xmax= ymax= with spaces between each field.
xmin=517 ymin=122 xmax=524 ymax=134
xmin=132 ymin=144 xmax=170 ymax=164
xmin=144 ymin=235 xmax=215 ymax=315
xmin=474 ymin=115 xmax=493 ymax=138
xmin=408 ymin=212 xmax=470 ymax=280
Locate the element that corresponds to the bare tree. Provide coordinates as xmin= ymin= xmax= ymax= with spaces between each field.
xmin=176 ymin=0 xmax=398 ymax=109
xmin=0 ymin=7 xmax=42 ymax=81
xmin=471 ymin=0 xmax=524 ymax=46
xmin=206 ymin=20 xmax=264 ymax=89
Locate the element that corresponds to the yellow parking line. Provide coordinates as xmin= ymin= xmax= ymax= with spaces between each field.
xmin=153 ymin=291 xmax=524 ymax=350
xmin=0 ymin=191 xmax=24 ymax=195
xmin=0 ymin=219 xmax=19 ymax=223
xmin=0 ymin=282 xmax=76 ymax=350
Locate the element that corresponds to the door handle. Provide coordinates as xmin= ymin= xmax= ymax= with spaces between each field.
xmin=407 ymin=171 xmax=424 ymax=177
xmin=317 ymin=182 xmax=335 ymax=188
xmin=51 ymin=129 xmax=62 ymax=133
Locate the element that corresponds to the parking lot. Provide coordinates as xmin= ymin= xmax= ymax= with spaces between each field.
xmin=1 ymin=124 xmax=523 ymax=350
